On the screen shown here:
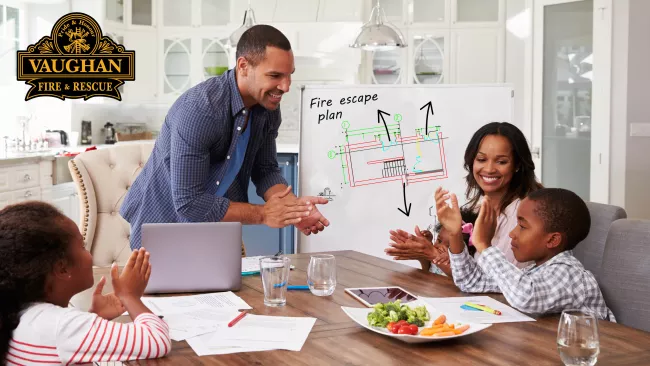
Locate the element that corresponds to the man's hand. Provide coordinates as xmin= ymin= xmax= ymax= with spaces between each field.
xmin=295 ymin=196 xmax=330 ymax=235
xmin=89 ymin=276 xmax=125 ymax=320
xmin=471 ymin=199 xmax=497 ymax=253
xmin=262 ymin=186 xmax=312 ymax=228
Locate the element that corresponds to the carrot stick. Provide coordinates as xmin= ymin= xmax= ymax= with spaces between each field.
xmin=432 ymin=331 xmax=456 ymax=337
xmin=433 ymin=315 xmax=446 ymax=325
xmin=453 ymin=324 xmax=470 ymax=335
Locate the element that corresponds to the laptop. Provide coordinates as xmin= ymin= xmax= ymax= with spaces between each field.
xmin=142 ymin=222 xmax=242 ymax=294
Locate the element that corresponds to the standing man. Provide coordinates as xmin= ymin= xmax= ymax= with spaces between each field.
xmin=121 ymin=25 xmax=329 ymax=250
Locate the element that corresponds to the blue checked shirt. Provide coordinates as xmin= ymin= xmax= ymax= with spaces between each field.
xmin=449 ymin=246 xmax=616 ymax=321
xmin=120 ymin=69 xmax=287 ymax=249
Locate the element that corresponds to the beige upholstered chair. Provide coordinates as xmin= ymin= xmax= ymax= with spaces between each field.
xmin=68 ymin=142 xmax=155 ymax=310
xmin=67 ymin=142 xmax=246 ymax=310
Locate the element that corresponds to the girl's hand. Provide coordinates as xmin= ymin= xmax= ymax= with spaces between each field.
xmin=431 ymin=244 xmax=451 ymax=266
xmin=434 ymin=187 xmax=462 ymax=235
xmin=471 ymin=199 xmax=498 ymax=252
xmin=89 ymin=276 xmax=126 ymax=320
xmin=111 ymin=248 xmax=152 ymax=301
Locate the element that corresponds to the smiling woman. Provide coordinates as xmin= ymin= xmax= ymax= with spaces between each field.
xmin=387 ymin=122 xmax=543 ymax=271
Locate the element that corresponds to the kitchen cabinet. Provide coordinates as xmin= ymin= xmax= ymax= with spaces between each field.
xmin=161 ymin=0 xmax=230 ymax=29
xmin=449 ymin=28 xmax=504 ymax=84
xmin=362 ymin=0 xmax=505 ymax=85
xmin=242 ymin=153 xmax=298 ymax=256
xmin=105 ymin=0 xmax=156 ymax=29
xmin=159 ymin=33 xmax=231 ymax=100
xmin=0 ymin=160 xmax=53 ymax=211
xmin=42 ymin=182 xmax=80 ymax=226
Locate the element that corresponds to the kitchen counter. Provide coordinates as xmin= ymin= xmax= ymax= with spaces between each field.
xmin=0 ymin=141 xmax=300 ymax=163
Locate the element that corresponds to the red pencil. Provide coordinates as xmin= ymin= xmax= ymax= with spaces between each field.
xmin=228 ymin=311 xmax=248 ymax=327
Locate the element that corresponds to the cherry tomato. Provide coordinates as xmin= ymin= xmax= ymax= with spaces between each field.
xmin=408 ymin=324 xmax=419 ymax=334
xmin=397 ymin=326 xmax=411 ymax=335
xmin=390 ymin=324 xmax=401 ymax=334
xmin=386 ymin=321 xmax=396 ymax=331
xmin=397 ymin=320 xmax=409 ymax=326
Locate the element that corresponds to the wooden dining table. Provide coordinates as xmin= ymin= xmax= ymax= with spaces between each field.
xmin=125 ymin=250 xmax=650 ymax=365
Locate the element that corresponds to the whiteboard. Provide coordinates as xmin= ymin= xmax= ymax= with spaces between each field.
xmin=298 ymin=84 xmax=514 ymax=266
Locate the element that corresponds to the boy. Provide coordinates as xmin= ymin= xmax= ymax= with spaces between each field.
xmin=434 ymin=187 xmax=615 ymax=321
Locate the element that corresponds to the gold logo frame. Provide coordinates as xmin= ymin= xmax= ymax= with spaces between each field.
xmin=17 ymin=12 xmax=135 ymax=101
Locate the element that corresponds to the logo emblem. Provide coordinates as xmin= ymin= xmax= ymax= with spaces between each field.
xmin=17 ymin=12 xmax=135 ymax=101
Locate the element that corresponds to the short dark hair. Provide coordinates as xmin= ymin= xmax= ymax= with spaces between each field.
xmin=235 ymin=24 xmax=292 ymax=66
xmin=0 ymin=201 xmax=72 ymax=361
xmin=526 ymin=188 xmax=591 ymax=251
xmin=463 ymin=122 xmax=543 ymax=213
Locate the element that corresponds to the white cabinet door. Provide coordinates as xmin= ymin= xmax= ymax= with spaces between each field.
xmin=273 ymin=0 xmax=319 ymax=22
xmin=160 ymin=36 xmax=193 ymax=99
xmin=129 ymin=0 xmax=156 ymax=28
xmin=0 ymin=192 xmax=11 ymax=210
xmin=449 ymin=28 xmax=504 ymax=83
xmin=125 ymin=30 xmax=158 ymax=102
xmin=196 ymin=0 xmax=230 ymax=27
xmin=230 ymin=0 xmax=276 ymax=24
xmin=317 ymin=0 xmax=363 ymax=22
xmin=408 ymin=29 xmax=449 ymax=84
xmin=49 ymin=194 xmax=72 ymax=219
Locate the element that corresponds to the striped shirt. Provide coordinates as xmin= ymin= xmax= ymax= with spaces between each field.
xmin=6 ymin=303 xmax=171 ymax=365
xmin=120 ymin=69 xmax=287 ymax=249
xmin=450 ymin=246 xmax=616 ymax=321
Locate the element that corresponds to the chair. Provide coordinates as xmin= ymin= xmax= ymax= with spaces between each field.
xmin=599 ymin=219 xmax=650 ymax=332
xmin=67 ymin=143 xmax=247 ymax=310
xmin=572 ymin=202 xmax=627 ymax=280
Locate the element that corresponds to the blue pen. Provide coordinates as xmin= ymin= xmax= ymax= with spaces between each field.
xmin=287 ymin=285 xmax=309 ymax=290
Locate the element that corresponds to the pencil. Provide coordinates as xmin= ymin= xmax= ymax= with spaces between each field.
xmin=228 ymin=311 xmax=248 ymax=327
xmin=463 ymin=302 xmax=502 ymax=315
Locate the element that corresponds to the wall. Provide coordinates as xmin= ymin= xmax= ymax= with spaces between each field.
xmin=504 ymin=0 xmax=530 ymax=140
xmin=609 ymin=0 xmax=628 ymax=209
xmin=624 ymin=0 xmax=650 ymax=219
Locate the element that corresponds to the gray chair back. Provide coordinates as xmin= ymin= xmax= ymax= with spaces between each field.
xmin=573 ymin=202 xmax=626 ymax=280
xmin=600 ymin=219 xmax=650 ymax=331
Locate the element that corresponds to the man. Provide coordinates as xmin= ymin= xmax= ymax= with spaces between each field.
xmin=121 ymin=25 xmax=329 ymax=250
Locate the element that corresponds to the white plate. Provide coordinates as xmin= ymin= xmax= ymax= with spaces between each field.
xmin=341 ymin=300 xmax=492 ymax=344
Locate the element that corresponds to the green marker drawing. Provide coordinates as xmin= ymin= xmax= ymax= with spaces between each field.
xmin=341 ymin=120 xmax=350 ymax=129
xmin=327 ymin=150 xmax=336 ymax=159
xmin=394 ymin=114 xmax=402 ymax=122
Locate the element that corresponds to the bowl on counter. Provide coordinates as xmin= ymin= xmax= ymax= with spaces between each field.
xmin=204 ymin=66 xmax=229 ymax=76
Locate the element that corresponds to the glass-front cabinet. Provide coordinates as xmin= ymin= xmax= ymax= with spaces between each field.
xmin=410 ymin=33 xmax=446 ymax=84
xmin=371 ymin=49 xmax=404 ymax=84
xmin=201 ymin=38 xmax=230 ymax=81
xmin=162 ymin=38 xmax=192 ymax=96
xmin=162 ymin=0 xmax=230 ymax=28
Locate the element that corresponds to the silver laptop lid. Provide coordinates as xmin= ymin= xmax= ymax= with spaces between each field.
xmin=142 ymin=222 xmax=242 ymax=294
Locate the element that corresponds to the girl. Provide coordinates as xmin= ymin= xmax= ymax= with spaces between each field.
xmin=0 ymin=201 xmax=171 ymax=365
xmin=387 ymin=122 xmax=543 ymax=269
xmin=387 ymin=208 xmax=478 ymax=277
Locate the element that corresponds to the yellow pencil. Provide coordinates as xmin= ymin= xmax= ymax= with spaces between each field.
xmin=464 ymin=302 xmax=502 ymax=315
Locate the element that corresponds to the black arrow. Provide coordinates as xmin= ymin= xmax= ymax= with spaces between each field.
xmin=397 ymin=182 xmax=412 ymax=217
xmin=377 ymin=109 xmax=391 ymax=142
xmin=420 ymin=101 xmax=434 ymax=136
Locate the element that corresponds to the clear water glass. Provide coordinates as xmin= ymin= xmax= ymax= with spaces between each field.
xmin=557 ymin=309 xmax=600 ymax=366
xmin=307 ymin=254 xmax=336 ymax=296
xmin=260 ymin=255 xmax=291 ymax=307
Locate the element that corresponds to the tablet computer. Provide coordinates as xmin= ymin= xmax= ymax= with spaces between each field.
xmin=345 ymin=287 xmax=419 ymax=307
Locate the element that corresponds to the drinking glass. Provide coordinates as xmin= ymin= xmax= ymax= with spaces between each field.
xmin=260 ymin=255 xmax=291 ymax=307
xmin=307 ymin=254 xmax=336 ymax=296
xmin=557 ymin=309 xmax=600 ymax=366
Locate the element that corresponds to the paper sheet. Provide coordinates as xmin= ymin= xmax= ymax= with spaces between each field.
xmin=163 ymin=308 xmax=240 ymax=341
xmin=141 ymin=291 xmax=252 ymax=315
xmin=422 ymin=296 xmax=536 ymax=323
xmin=186 ymin=315 xmax=317 ymax=355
